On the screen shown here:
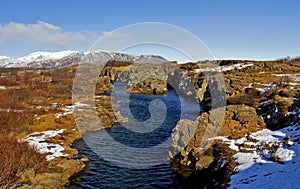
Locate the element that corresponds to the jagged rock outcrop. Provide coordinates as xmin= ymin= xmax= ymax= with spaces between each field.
xmin=95 ymin=76 xmax=114 ymax=95
xmin=197 ymin=73 xmax=227 ymax=112
xmin=116 ymin=62 xmax=199 ymax=99
xmin=13 ymin=157 xmax=88 ymax=189
xmin=169 ymin=60 xmax=300 ymax=188
xmin=257 ymin=89 xmax=297 ymax=130
xmin=130 ymin=79 xmax=167 ymax=95
xmin=72 ymin=63 xmax=119 ymax=131
xmin=100 ymin=60 xmax=133 ymax=82
xmin=170 ymin=105 xmax=266 ymax=171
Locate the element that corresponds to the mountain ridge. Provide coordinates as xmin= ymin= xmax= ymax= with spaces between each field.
xmin=0 ymin=50 xmax=168 ymax=68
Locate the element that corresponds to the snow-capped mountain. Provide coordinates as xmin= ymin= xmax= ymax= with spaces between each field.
xmin=0 ymin=55 xmax=10 ymax=60
xmin=17 ymin=51 xmax=78 ymax=63
xmin=0 ymin=56 xmax=12 ymax=67
xmin=0 ymin=50 xmax=168 ymax=68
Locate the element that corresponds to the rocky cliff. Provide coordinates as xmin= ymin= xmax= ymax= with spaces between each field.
xmin=168 ymin=60 xmax=300 ymax=188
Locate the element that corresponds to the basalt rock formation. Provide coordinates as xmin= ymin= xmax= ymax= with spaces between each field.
xmin=169 ymin=59 xmax=300 ymax=187
xmin=170 ymin=105 xmax=266 ymax=171
xmin=116 ymin=62 xmax=196 ymax=97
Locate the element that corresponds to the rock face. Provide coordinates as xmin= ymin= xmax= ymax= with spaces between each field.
xmin=169 ymin=60 xmax=300 ymax=188
xmin=221 ymin=105 xmax=266 ymax=139
xmin=197 ymin=73 xmax=227 ymax=112
xmin=257 ymin=90 xmax=297 ymax=130
xmin=117 ymin=62 xmax=199 ymax=98
xmin=14 ymin=157 xmax=88 ymax=189
xmin=100 ymin=60 xmax=133 ymax=82
xmin=95 ymin=76 xmax=114 ymax=95
xmin=130 ymin=79 xmax=167 ymax=95
xmin=72 ymin=63 xmax=119 ymax=131
xmin=170 ymin=105 xmax=266 ymax=171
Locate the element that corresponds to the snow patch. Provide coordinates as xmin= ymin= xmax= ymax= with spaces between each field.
xmin=21 ymin=129 xmax=67 ymax=161
xmin=274 ymin=73 xmax=300 ymax=82
xmin=246 ymin=82 xmax=277 ymax=94
xmin=0 ymin=109 xmax=23 ymax=113
xmin=55 ymin=102 xmax=92 ymax=118
xmin=255 ymin=87 xmax=271 ymax=93
xmin=195 ymin=63 xmax=254 ymax=73
xmin=233 ymin=151 xmax=271 ymax=171
xmin=229 ymin=124 xmax=300 ymax=188
xmin=274 ymin=148 xmax=294 ymax=161
xmin=251 ymin=129 xmax=286 ymax=143
xmin=209 ymin=129 xmax=294 ymax=172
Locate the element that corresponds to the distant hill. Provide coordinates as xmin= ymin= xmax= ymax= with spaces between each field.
xmin=0 ymin=50 xmax=168 ymax=68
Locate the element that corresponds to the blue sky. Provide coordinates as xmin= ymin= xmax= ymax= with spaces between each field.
xmin=0 ymin=0 xmax=299 ymax=60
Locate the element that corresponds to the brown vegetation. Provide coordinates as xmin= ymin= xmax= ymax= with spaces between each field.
xmin=0 ymin=111 xmax=32 ymax=135
xmin=0 ymin=65 xmax=90 ymax=188
xmin=0 ymin=70 xmax=50 ymax=188
xmin=0 ymin=135 xmax=48 ymax=188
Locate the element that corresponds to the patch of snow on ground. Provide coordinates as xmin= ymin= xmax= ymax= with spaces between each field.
xmin=251 ymin=129 xmax=286 ymax=143
xmin=255 ymin=82 xmax=277 ymax=93
xmin=0 ymin=86 xmax=6 ymax=90
xmin=234 ymin=129 xmax=293 ymax=171
xmin=257 ymin=82 xmax=276 ymax=87
xmin=210 ymin=129 xmax=295 ymax=171
xmin=255 ymin=87 xmax=271 ymax=93
xmin=21 ymin=129 xmax=67 ymax=161
xmin=233 ymin=151 xmax=271 ymax=171
xmin=55 ymin=102 xmax=92 ymax=118
xmin=275 ymin=148 xmax=294 ymax=161
xmin=195 ymin=63 xmax=254 ymax=73
xmin=229 ymin=124 xmax=300 ymax=189
xmin=0 ymin=109 xmax=23 ymax=113
xmin=245 ymin=82 xmax=277 ymax=94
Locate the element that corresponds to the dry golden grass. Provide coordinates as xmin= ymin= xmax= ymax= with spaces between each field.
xmin=0 ymin=88 xmax=49 ymax=187
xmin=0 ymin=135 xmax=48 ymax=187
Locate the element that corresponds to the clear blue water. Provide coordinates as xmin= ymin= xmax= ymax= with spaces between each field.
xmin=69 ymin=82 xmax=203 ymax=188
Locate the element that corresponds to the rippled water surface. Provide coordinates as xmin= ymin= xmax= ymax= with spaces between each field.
xmin=69 ymin=82 xmax=202 ymax=188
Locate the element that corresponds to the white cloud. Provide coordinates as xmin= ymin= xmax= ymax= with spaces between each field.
xmin=0 ymin=21 xmax=98 ymax=47
xmin=101 ymin=31 xmax=131 ymax=39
